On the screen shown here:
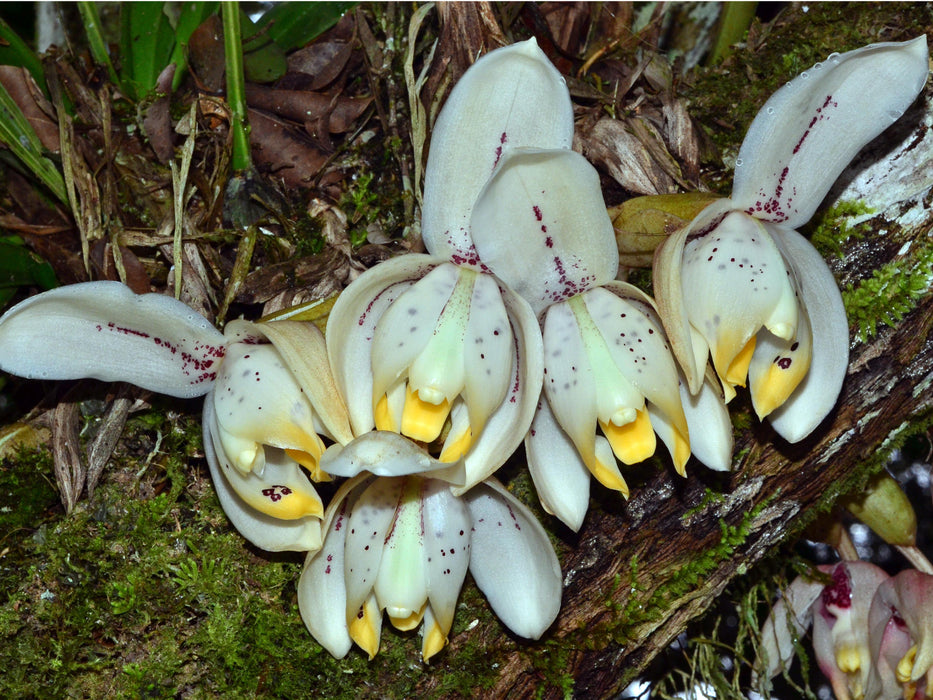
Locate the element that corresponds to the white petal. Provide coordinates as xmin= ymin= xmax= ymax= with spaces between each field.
xmin=680 ymin=212 xmax=797 ymax=387
xmin=758 ymin=575 xmax=824 ymax=681
xmin=679 ymin=377 xmax=733 ymax=472
xmin=326 ymin=254 xmax=442 ymax=435
xmin=765 ymin=225 xmax=849 ymax=442
xmin=422 ymin=479 xmax=472 ymax=635
xmin=652 ymin=199 xmax=735 ymax=393
xmin=371 ymin=262 xmax=461 ymax=401
xmin=423 ymin=39 xmax=573 ymax=260
xmin=344 ymin=477 xmax=403 ymax=615
xmin=203 ymin=401 xmax=322 ymax=552
xmin=471 ymin=148 xmax=618 ymax=314
xmin=461 ymin=272 xmax=514 ymax=436
xmin=733 ymin=37 xmax=929 ymax=229
xmin=244 ymin=319 xmax=353 ymax=445
xmin=0 ymin=281 xmax=225 ymax=398
xmin=464 ymin=479 xmax=562 ymax=639
xmin=525 ymin=398 xmax=591 ymax=532
xmin=297 ymin=481 xmax=358 ymax=658
xmin=320 ymin=431 xmax=466 ymax=486
xmin=212 ymin=343 xmax=324 ymax=472
xmin=586 ymin=285 xmax=687 ymax=438
xmin=453 ymin=283 xmax=544 ymax=493
xmin=541 ymin=299 xmax=599 ymax=467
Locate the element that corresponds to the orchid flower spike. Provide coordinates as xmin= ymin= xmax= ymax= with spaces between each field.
xmin=326 ymin=39 xmax=578 ymax=492
xmin=0 ymin=281 xmax=354 ymax=552
xmin=298 ymin=433 xmax=562 ymax=661
xmin=758 ymin=561 xmax=890 ymax=700
xmin=654 ymin=37 xmax=929 ymax=443
xmin=866 ymin=569 xmax=933 ymax=700
xmin=468 ymin=146 xmax=733 ymax=529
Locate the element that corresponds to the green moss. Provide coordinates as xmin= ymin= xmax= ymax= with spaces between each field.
xmin=803 ymin=201 xmax=875 ymax=258
xmin=841 ymin=239 xmax=933 ymax=342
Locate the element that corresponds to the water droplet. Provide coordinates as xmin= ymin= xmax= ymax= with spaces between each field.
xmin=828 ymin=52 xmax=841 ymax=64
xmin=800 ymin=71 xmax=809 ymax=80
xmin=766 ymin=107 xmax=775 ymax=115
xmin=735 ymin=158 xmax=744 ymax=167
xmin=812 ymin=62 xmax=822 ymax=71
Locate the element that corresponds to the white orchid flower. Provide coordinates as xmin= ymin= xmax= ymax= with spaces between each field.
xmin=326 ymin=38 xmax=575 ymax=491
xmin=654 ymin=37 xmax=929 ymax=442
xmin=298 ymin=433 xmax=562 ymax=661
xmin=469 ymin=146 xmax=733 ymax=529
xmin=0 ymin=281 xmax=354 ymax=552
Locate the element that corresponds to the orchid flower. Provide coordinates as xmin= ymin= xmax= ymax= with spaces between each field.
xmin=326 ymin=38 xmax=577 ymax=491
xmin=654 ymin=37 xmax=929 ymax=442
xmin=866 ymin=569 xmax=933 ymax=700
xmin=758 ymin=561 xmax=891 ymax=700
xmin=0 ymin=281 xmax=354 ymax=552
xmin=297 ymin=432 xmax=562 ymax=661
xmin=468 ymin=143 xmax=733 ymax=529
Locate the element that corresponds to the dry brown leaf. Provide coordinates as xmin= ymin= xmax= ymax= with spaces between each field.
xmin=0 ymin=65 xmax=60 ymax=152
xmin=142 ymin=64 xmax=177 ymax=163
xmin=245 ymin=84 xmax=371 ymax=133
xmin=248 ymin=108 xmax=332 ymax=188
xmin=287 ymin=41 xmax=355 ymax=91
xmin=577 ymin=117 xmax=679 ymax=195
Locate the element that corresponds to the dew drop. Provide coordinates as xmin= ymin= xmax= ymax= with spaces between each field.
xmin=735 ymin=158 xmax=744 ymax=167
xmin=800 ymin=71 xmax=809 ymax=80
xmin=812 ymin=62 xmax=822 ymax=71
xmin=766 ymin=107 xmax=775 ymax=115
xmin=828 ymin=53 xmax=841 ymax=64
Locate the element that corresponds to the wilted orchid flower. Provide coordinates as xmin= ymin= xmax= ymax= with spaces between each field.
xmin=326 ymin=38 xmax=576 ymax=491
xmin=0 ymin=281 xmax=354 ymax=552
xmin=298 ymin=432 xmax=562 ymax=661
xmin=468 ymin=144 xmax=733 ymax=529
xmin=866 ymin=569 xmax=933 ymax=700
xmin=758 ymin=561 xmax=890 ymax=700
xmin=654 ymin=37 xmax=929 ymax=442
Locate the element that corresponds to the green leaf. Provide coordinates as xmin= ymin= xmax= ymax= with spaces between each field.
xmin=77 ymin=2 xmax=122 ymax=89
xmin=0 ymin=81 xmax=68 ymax=204
xmin=256 ymin=2 xmax=356 ymax=53
xmin=0 ymin=237 xmax=58 ymax=303
xmin=167 ymin=1 xmax=220 ymax=91
xmin=0 ymin=17 xmax=46 ymax=93
xmin=119 ymin=2 xmax=177 ymax=100
xmin=239 ymin=8 xmax=287 ymax=84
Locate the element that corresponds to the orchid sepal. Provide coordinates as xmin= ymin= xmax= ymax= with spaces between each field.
xmin=0 ymin=281 xmax=226 ymax=398
xmin=422 ymin=38 xmax=574 ymax=261
xmin=733 ymin=37 xmax=930 ymax=230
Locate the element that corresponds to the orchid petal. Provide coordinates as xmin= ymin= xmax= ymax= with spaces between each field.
xmin=461 ymin=271 xmax=515 ymax=438
xmin=471 ymin=148 xmax=618 ymax=315
xmin=0 ymin=281 xmax=225 ymax=398
xmin=240 ymin=319 xmax=353 ymax=445
xmin=587 ymin=285 xmax=688 ymax=441
xmin=679 ymin=212 xmax=798 ymax=395
xmin=525 ymin=398 xmax=592 ymax=532
xmin=343 ymin=477 xmax=403 ymax=616
xmin=464 ymin=478 xmax=562 ymax=639
xmin=678 ymin=376 xmax=733 ymax=472
xmin=423 ymin=38 xmax=573 ymax=260
xmin=765 ymin=225 xmax=849 ymax=442
xmin=203 ymin=401 xmax=322 ymax=552
xmin=212 ymin=342 xmax=325 ymax=474
xmin=422 ymin=478 xmax=472 ymax=642
xmin=733 ymin=37 xmax=929 ymax=229
xmin=453 ymin=283 xmax=543 ymax=494
xmin=749 ymin=318 xmax=812 ymax=421
xmin=320 ymin=431 xmax=466 ymax=486
xmin=875 ymin=570 xmax=933 ymax=683
xmin=866 ymin=579 xmax=914 ymax=700
xmin=758 ymin=573 xmax=824 ymax=681
xmin=297 ymin=477 xmax=363 ymax=658
xmin=653 ymin=199 xmax=735 ymax=393
xmin=326 ymin=254 xmax=442 ymax=435
xmin=541 ymin=298 xmax=599 ymax=471
xmin=371 ymin=263 xmax=461 ymax=404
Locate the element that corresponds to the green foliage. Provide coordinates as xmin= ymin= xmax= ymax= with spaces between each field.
xmin=0 ymin=17 xmax=46 ymax=91
xmin=842 ymin=239 xmax=933 ymax=342
xmin=804 ymin=201 xmax=874 ymax=258
xmin=0 ymin=236 xmax=58 ymax=309
xmin=257 ymin=2 xmax=356 ymax=53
